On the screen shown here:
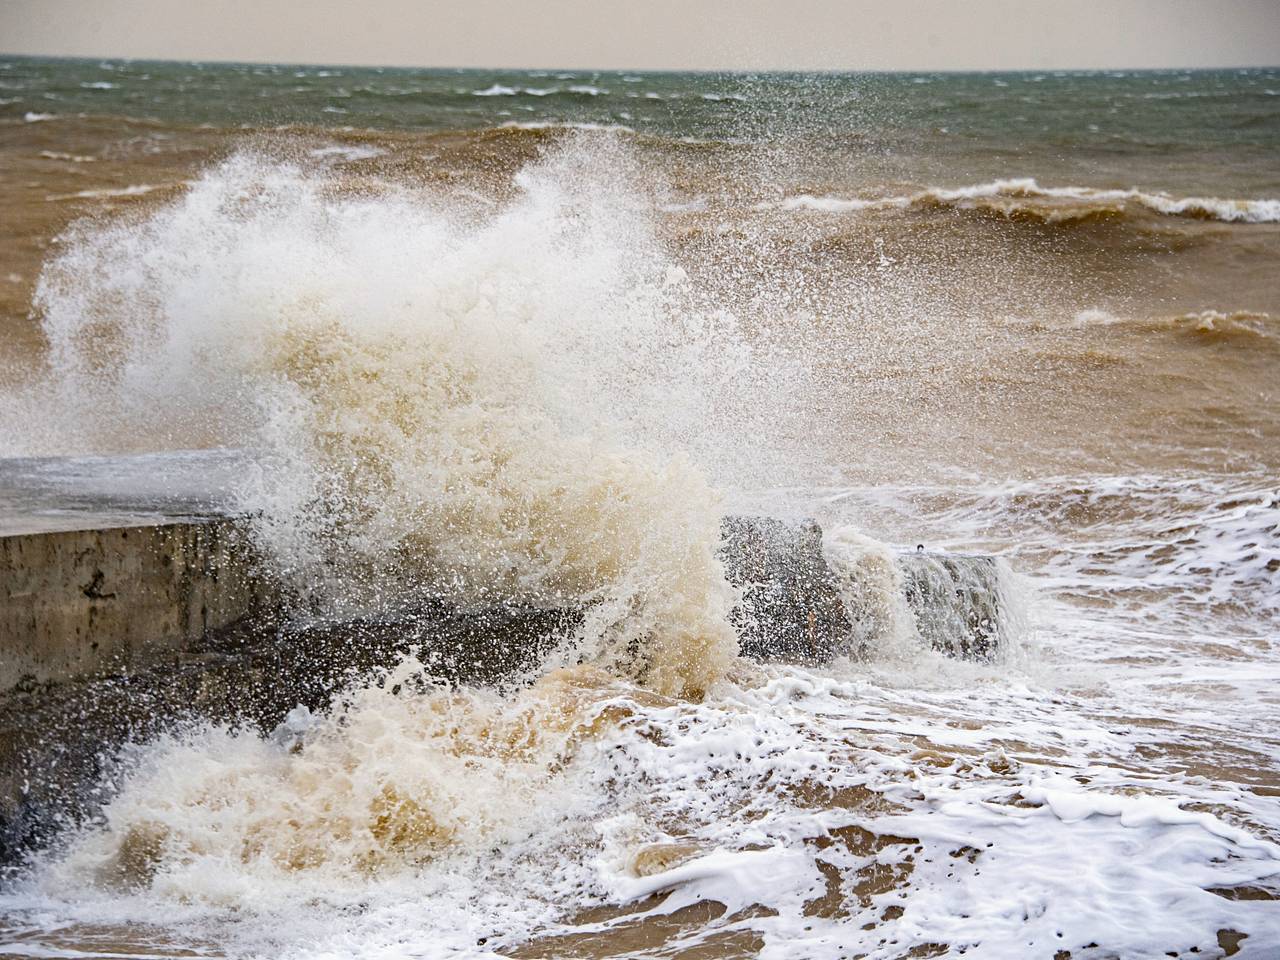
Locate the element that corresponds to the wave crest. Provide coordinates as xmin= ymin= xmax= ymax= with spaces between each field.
xmin=772 ymin=178 xmax=1280 ymax=225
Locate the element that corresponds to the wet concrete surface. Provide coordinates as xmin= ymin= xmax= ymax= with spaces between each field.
xmin=0 ymin=449 xmax=244 ymax=536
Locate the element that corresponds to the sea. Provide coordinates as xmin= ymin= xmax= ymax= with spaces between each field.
xmin=0 ymin=57 xmax=1278 ymax=958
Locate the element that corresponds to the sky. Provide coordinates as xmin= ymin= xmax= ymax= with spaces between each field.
xmin=1 ymin=0 xmax=1278 ymax=71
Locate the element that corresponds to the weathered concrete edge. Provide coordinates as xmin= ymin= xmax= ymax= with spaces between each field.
xmin=0 ymin=517 xmax=270 ymax=692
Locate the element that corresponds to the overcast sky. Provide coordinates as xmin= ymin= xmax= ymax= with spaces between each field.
xmin=2 ymin=0 xmax=1278 ymax=71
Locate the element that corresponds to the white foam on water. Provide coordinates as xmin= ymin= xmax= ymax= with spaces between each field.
xmin=498 ymin=120 xmax=635 ymax=133
xmin=307 ymin=144 xmax=385 ymax=161
xmin=8 ymin=658 xmax=1280 ymax=958
xmin=768 ymin=194 xmax=901 ymax=213
xmin=45 ymin=185 xmax=163 ymax=202
xmin=38 ymin=150 xmax=98 ymax=163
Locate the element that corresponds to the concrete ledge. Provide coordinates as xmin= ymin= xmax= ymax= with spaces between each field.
xmin=1 ymin=514 xmax=1006 ymax=692
xmin=0 ymin=501 xmax=1009 ymax=866
xmin=1 ymin=519 xmax=268 ymax=691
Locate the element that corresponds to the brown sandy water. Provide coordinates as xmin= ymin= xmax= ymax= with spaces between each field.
xmin=4 ymin=119 xmax=1277 ymax=478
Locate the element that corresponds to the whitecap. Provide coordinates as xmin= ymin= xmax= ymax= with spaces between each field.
xmin=307 ymin=144 xmax=384 ymax=161
xmin=771 ymin=178 xmax=1280 ymax=224
xmin=46 ymin=184 xmax=162 ymax=201
xmin=39 ymin=150 xmax=97 ymax=163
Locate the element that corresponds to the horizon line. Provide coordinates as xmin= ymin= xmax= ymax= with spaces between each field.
xmin=4 ymin=51 xmax=1278 ymax=76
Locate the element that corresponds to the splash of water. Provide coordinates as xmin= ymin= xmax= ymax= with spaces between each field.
xmin=28 ymin=140 xmax=814 ymax=696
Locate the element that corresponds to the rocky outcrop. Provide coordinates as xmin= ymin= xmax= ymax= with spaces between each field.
xmin=897 ymin=551 xmax=1003 ymax=661
xmin=720 ymin=515 xmax=1006 ymax=664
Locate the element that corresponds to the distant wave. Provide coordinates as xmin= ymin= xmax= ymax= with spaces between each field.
xmin=473 ymin=84 xmax=609 ymax=98
xmin=770 ymin=178 xmax=1280 ymax=224
xmin=308 ymin=144 xmax=385 ymax=161
xmin=1073 ymin=308 xmax=1277 ymax=345
xmin=39 ymin=150 xmax=97 ymax=163
xmin=498 ymin=120 xmax=635 ymax=133
xmin=46 ymin=184 xmax=164 ymax=202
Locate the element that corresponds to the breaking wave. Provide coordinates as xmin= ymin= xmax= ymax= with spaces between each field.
xmin=771 ymin=178 xmax=1280 ymax=224
xmin=38 ymin=662 xmax=659 ymax=907
xmin=29 ymin=141 xmax=817 ymax=698
xmin=1073 ymin=308 xmax=1278 ymax=345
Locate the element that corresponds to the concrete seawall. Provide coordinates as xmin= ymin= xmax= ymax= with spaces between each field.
xmin=1 ymin=519 xmax=267 ymax=692
xmin=2 ymin=512 xmax=1003 ymax=693
xmin=0 ymin=452 xmax=1010 ymax=864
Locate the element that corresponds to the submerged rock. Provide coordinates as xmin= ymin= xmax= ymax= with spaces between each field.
xmin=719 ymin=516 xmax=853 ymax=663
xmin=897 ymin=552 xmax=1004 ymax=661
xmin=720 ymin=515 xmax=1006 ymax=664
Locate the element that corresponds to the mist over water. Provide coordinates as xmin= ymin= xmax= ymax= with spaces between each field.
xmin=1 ymin=58 xmax=1279 ymax=958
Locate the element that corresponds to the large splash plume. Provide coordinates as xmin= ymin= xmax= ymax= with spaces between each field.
xmin=27 ymin=138 xmax=817 ymax=697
